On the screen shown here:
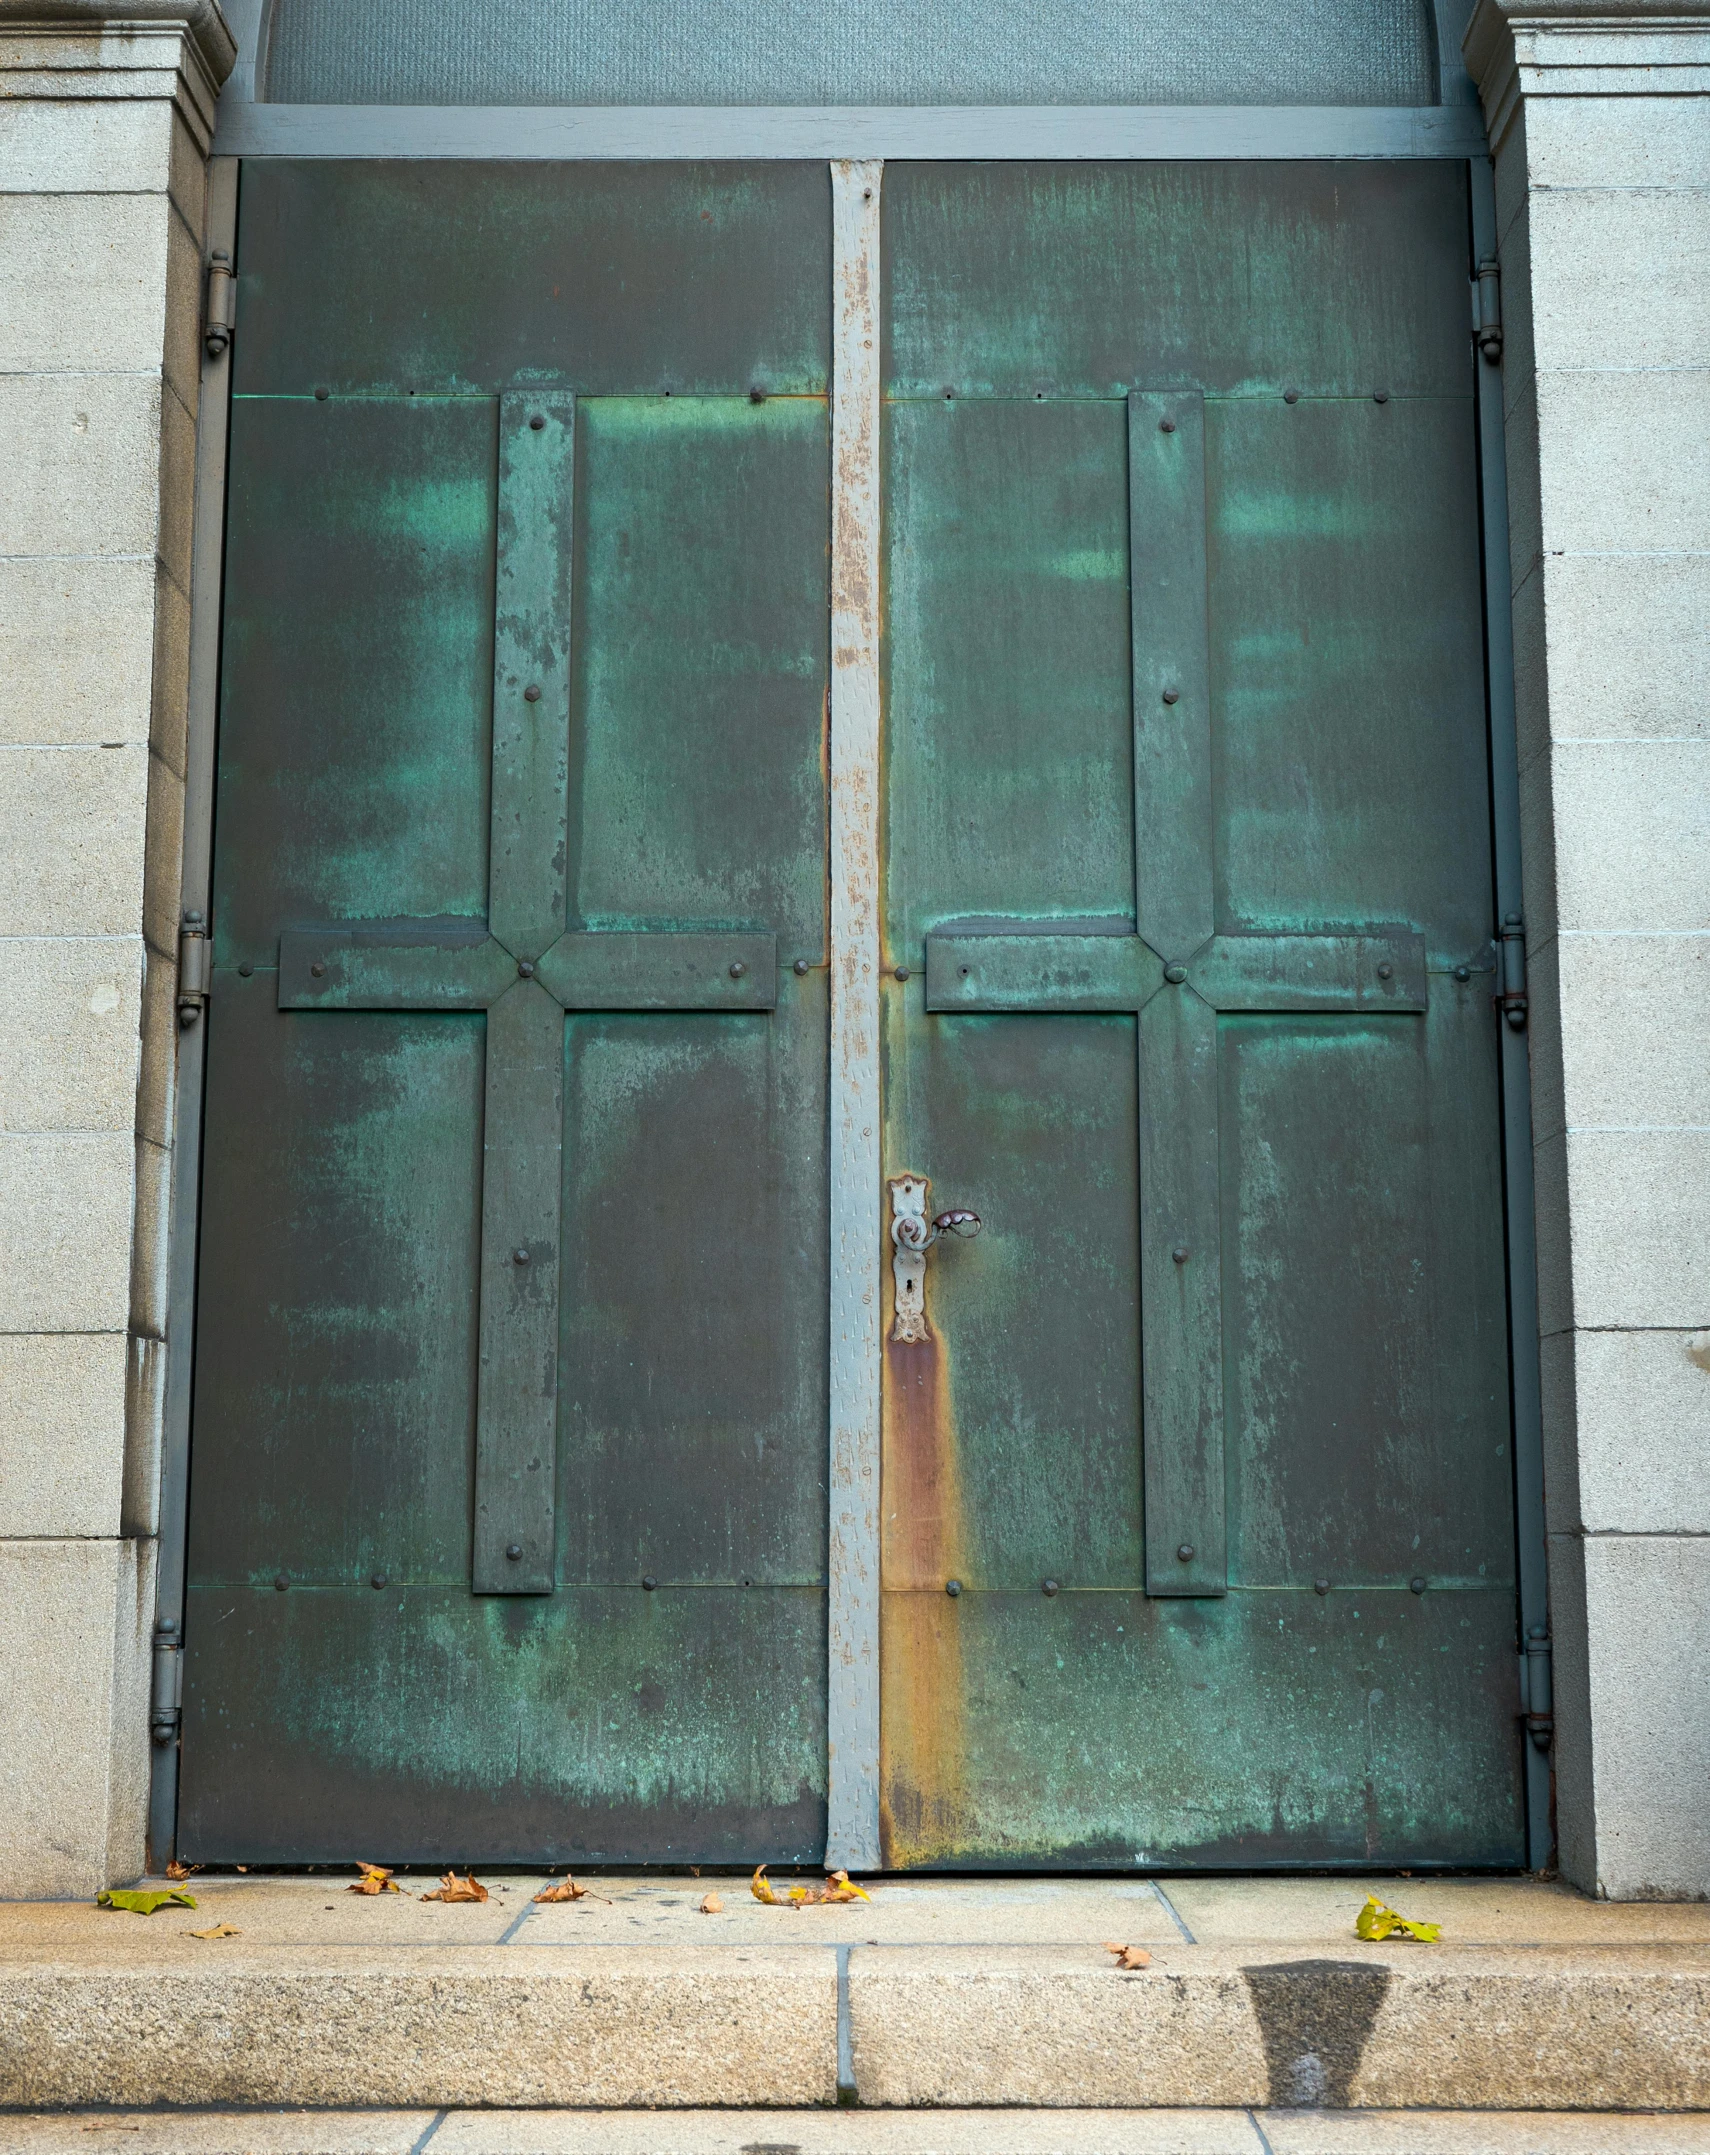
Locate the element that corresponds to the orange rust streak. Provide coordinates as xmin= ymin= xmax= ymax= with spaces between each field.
xmin=880 ymin=1323 xmax=969 ymax=1866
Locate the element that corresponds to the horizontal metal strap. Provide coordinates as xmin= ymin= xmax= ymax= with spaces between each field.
xmin=926 ymin=934 xmax=1164 ymax=1012
xmin=535 ymin=931 xmax=778 ymax=1011
xmin=1189 ymin=932 xmax=1427 ymax=1012
xmin=280 ymin=925 xmax=780 ymax=1012
xmin=925 ymin=929 xmax=1427 ymax=1015
xmin=278 ymin=925 xmax=517 ymax=1009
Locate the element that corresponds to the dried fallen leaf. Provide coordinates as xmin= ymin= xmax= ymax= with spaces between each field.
xmin=348 ymin=1862 xmax=401 ymax=1896
xmin=700 ymin=1892 xmax=723 ymax=1914
xmin=752 ymin=1864 xmax=872 ymax=1909
xmin=534 ymin=1877 xmax=586 ymax=1903
xmin=820 ymin=1869 xmax=872 ymax=1903
xmin=1103 ymin=1941 xmax=1152 ymax=1970
xmin=751 ymin=1864 xmax=785 ymax=1906
xmin=187 ymin=1923 xmax=241 ymax=1940
xmin=421 ymin=1871 xmax=489 ymax=1903
xmin=97 ymin=1889 xmax=196 ymax=1915
xmin=164 ymin=1859 xmax=200 ymax=1884
xmin=1355 ymin=1893 xmax=1440 ymax=1944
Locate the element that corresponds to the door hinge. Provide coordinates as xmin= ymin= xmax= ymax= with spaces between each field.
xmin=1497 ymin=911 xmax=1527 ymax=1030
xmin=177 ymin=910 xmax=210 ymax=1028
xmin=204 ymin=250 xmax=236 ymax=360
xmin=1474 ymin=257 xmax=1503 ymax=364
xmin=1522 ymin=1625 xmax=1553 ymax=1751
xmin=150 ymin=1617 xmax=183 ymax=1745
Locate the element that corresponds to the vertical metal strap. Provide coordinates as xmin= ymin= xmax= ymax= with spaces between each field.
xmin=472 ymin=978 xmax=565 ymax=1592
xmin=1129 ymin=389 xmax=1227 ymax=1597
xmin=826 ymin=157 xmax=884 ymax=1871
xmin=490 ymin=392 xmax=574 ymax=958
xmin=472 ymin=395 xmax=573 ymax=1594
xmin=1471 ymin=157 xmax=1553 ymax=1868
xmin=151 ymin=154 xmax=241 ymax=1867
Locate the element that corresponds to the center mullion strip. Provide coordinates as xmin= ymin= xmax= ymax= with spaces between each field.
xmin=472 ymin=391 xmax=574 ymax=1596
xmin=826 ymin=156 xmax=884 ymax=1872
xmin=1130 ymin=388 xmax=1226 ymax=1598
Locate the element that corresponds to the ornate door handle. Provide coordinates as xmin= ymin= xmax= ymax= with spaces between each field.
xmin=888 ymin=1174 xmax=981 ymax=1343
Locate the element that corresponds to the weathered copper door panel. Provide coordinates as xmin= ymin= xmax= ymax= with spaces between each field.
xmin=180 ymin=165 xmax=833 ymax=1861
xmin=878 ymin=162 xmax=1524 ymax=1866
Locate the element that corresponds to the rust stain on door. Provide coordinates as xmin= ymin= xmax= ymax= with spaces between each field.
xmin=879 ymin=1205 xmax=969 ymax=1867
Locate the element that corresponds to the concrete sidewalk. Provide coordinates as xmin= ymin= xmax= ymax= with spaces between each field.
xmin=1 ymin=1876 xmax=1707 ymax=2117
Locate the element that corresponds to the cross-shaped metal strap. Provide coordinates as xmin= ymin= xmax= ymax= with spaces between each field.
xmin=922 ymin=390 xmax=1429 ymax=1598
xmin=275 ymin=394 xmax=777 ymax=1593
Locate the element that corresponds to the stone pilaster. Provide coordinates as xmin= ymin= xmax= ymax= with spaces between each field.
xmin=1466 ymin=0 xmax=1710 ymax=1898
xmin=0 ymin=0 xmax=233 ymax=1894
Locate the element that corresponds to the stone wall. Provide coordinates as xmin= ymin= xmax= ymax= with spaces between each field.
xmin=1468 ymin=0 xmax=1710 ymax=1898
xmin=0 ymin=3 xmax=231 ymax=1895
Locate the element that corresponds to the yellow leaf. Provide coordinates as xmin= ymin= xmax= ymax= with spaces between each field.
xmin=821 ymin=1870 xmax=872 ymax=1903
xmin=751 ymin=1865 xmax=783 ymax=1906
xmin=186 ymin=1923 xmax=241 ymax=1940
xmin=348 ymin=1862 xmax=400 ymax=1895
xmin=97 ymin=1889 xmax=196 ymax=1915
xmin=1356 ymin=1893 xmax=1440 ymax=1943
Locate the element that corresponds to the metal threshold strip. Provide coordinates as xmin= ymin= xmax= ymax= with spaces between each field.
xmin=212 ymin=103 xmax=1488 ymax=159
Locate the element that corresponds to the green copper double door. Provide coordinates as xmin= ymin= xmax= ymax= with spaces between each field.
xmin=181 ymin=158 xmax=1525 ymax=1867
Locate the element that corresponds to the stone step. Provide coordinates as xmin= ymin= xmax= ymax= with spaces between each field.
xmin=1 ymin=1875 xmax=1707 ymax=2116
xmin=5 ymin=2111 xmax=1710 ymax=2153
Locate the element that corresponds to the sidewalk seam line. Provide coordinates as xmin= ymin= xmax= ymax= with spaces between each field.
xmin=408 ymin=2108 xmax=448 ymax=2153
xmin=836 ymin=1942 xmax=856 ymax=2102
xmin=1249 ymin=2110 xmax=1278 ymax=2155
xmin=1153 ymin=1881 xmax=1197 ymax=1943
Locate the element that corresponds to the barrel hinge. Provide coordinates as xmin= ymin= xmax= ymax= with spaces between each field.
xmin=177 ymin=911 xmax=210 ymax=1028
xmin=204 ymin=251 xmax=236 ymax=360
xmin=1474 ymin=257 xmax=1503 ymax=364
xmin=1522 ymin=1625 xmax=1553 ymax=1752
xmin=1498 ymin=911 xmax=1528 ymax=1030
xmin=150 ymin=1617 xmax=183 ymax=1746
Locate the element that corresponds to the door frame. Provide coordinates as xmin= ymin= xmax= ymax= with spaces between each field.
xmin=154 ymin=102 xmax=1549 ymax=1872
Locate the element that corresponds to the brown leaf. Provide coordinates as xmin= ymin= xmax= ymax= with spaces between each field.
xmin=700 ymin=1892 xmax=723 ymax=1914
xmin=534 ymin=1877 xmax=588 ymax=1903
xmin=186 ymin=1923 xmax=241 ymax=1940
xmin=421 ymin=1871 xmax=489 ymax=1903
xmin=820 ymin=1869 xmax=872 ymax=1903
xmin=348 ymin=1862 xmax=400 ymax=1895
xmin=1103 ymin=1941 xmax=1152 ymax=1970
xmin=164 ymin=1860 xmax=200 ymax=1884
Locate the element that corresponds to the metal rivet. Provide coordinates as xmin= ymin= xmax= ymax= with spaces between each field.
xmin=529 ymin=413 xmax=546 ymax=430
xmin=513 ymin=1247 xmax=530 ymax=1265
xmin=1377 ymin=962 xmax=1394 ymax=981
xmin=238 ymin=962 xmax=254 ymax=977
xmin=1161 ymin=687 xmax=1180 ymax=705
xmin=517 ymin=959 xmax=535 ymax=978
xmin=506 ymin=1543 xmax=523 ymax=1561
xmin=749 ymin=386 xmax=765 ymax=403
xmin=729 ymin=960 xmax=746 ymax=978
xmin=1165 ymin=963 xmax=1188 ymax=984
xmin=794 ymin=957 xmax=810 ymax=975
xmin=945 ymin=1578 xmax=962 ymax=1597
xmin=1455 ymin=965 xmax=1472 ymax=982
xmin=275 ymin=1575 xmax=289 ymax=1591
xmin=1172 ymin=1245 xmax=1189 ymax=1263
xmin=642 ymin=1574 xmax=658 ymax=1590
xmin=895 ymin=965 xmax=910 ymax=981
xmin=1284 ymin=388 xmax=1300 ymax=404
xmin=1042 ymin=1579 xmax=1060 ymax=1597
xmin=1374 ymin=389 xmax=1390 ymax=404
xmin=371 ymin=1572 xmax=387 ymax=1589
xmin=524 ymin=684 xmax=542 ymax=702
xmin=1159 ymin=417 xmax=1176 ymax=433
xmin=1176 ymin=1544 xmax=1195 ymax=1564
xmin=314 ymin=387 xmax=329 ymax=401
xmin=1315 ymin=1578 xmax=1330 ymax=1595
xmin=1411 ymin=1576 xmax=1427 ymax=1594
xmin=309 ymin=961 xmax=325 ymax=978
